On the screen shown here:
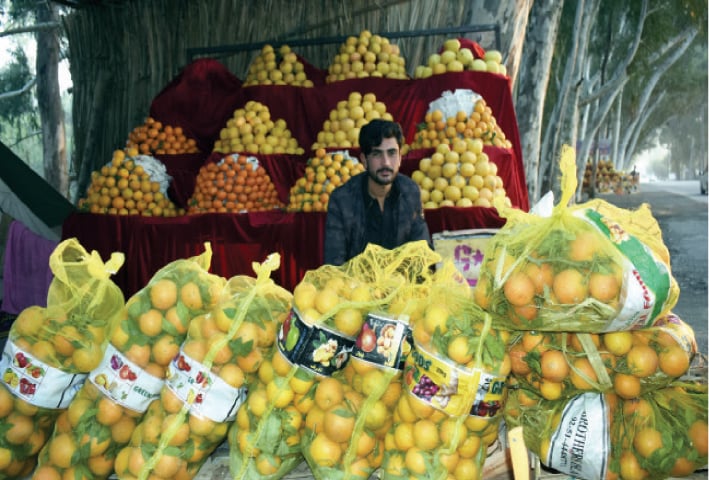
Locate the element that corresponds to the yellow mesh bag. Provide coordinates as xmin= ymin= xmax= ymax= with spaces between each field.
xmin=0 ymin=238 xmax=125 ymax=476
xmin=475 ymin=146 xmax=680 ymax=332
xmin=115 ymin=254 xmax=290 ymax=480
xmin=228 ymin=241 xmax=440 ymax=480
xmin=380 ymin=265 xmax=509 ymax=480
xmin=34 ymin=243 xmax=225 ymax=480
xmin=299 ymin=241 xmax=441 ymax=480
xmin=504 ymin=382 xmax=708 ymax=480
xmin=507 ymin=312 xmax=697 ymax=403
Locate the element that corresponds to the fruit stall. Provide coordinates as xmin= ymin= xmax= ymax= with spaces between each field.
xmin=0 ymin=29 xmax=706 ymax=480
xmin=60 ymin=34 xmax=529 ymax=298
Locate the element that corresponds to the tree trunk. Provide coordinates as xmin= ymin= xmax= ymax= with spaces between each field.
xmin=35 ymin=1 xmax=67 ymax=196
xmin=515 ymin=0 xmax=565 ymax=204
xmin=617 ymin=28 xmax=698 ymax=167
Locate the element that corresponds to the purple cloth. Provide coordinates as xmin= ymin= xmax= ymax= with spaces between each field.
xmin=2 ymin=220 xmax=56 ymax=314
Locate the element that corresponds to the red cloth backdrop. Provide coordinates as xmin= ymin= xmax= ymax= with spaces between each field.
xmin=63 ymin=58 xmax=528 ymax=298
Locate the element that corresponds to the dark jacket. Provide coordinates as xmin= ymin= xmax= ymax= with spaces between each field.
xmin=324 ymin=171 xmax=431 ymax=265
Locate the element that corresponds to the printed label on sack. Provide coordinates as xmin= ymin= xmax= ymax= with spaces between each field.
xmin=0 ymin=340 xmax=86 ymax=409
xmin=547 ymin=392 xmax=610 ymax=479
xmin=577 ymin=209 xmax=671 ymax=330
xmin=403 ymin=342 xmax=505 ymax=417
xmin=165 ymin=348 xmax=246 ymax=423
xmin=652 ymin=313 xmax=697 ymax=354
xmin=276 ymin=308 xmax=354 ymax=376
xmin=89 ymin=343 xmax=163 ymax=413
xmin=351 ymin=313 xmax=411 ymax=370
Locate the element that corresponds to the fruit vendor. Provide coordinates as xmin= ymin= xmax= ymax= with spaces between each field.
xmin=324 ymin=119 xmax=431 ymax=265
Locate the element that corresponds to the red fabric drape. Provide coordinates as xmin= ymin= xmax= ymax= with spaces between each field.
xmin=62 ymin=208 xmax=504 ymax=298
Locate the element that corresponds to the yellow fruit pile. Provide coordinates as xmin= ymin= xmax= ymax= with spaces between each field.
xmin=126 ymin=117 xmax=199 ymax=155
xmin=244 ymin=44 xmax=314 ymax=87
xmin=405 ymin=100 xmax=512 ymax=152
xmin=287 ymin=149 xmax=365 ymax=212
xmin=311 ymin=91 xmax=393 ymax=150
xmin=77 ymin=148 xmax=184 ymax=216
xmin=583 ymin=159 xmax=622 ymax=193
xmin=187 ymin=154 xmax=284 ymax=214
xmin=326 ymin=30 xmax=407 ymax=83
xmin=213 ymin=100 xmax=304 ymax=155
xmin=411 ymin=141 xmax=512 ymax=209
xmin=413 ymin=38 xmax=507 ymax=78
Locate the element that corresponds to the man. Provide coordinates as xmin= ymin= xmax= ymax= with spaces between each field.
xmin=324 ymin=119 xmax=431 ymax=266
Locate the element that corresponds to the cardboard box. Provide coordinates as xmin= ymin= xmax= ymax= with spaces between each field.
xmin=432 ymin=228 xmax=499 ymax=287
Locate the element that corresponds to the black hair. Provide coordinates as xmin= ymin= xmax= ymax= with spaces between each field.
xmin=359 ymin=119 xmax=404 ymax=155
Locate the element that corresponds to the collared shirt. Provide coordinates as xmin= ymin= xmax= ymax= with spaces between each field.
xmin=323 ymin=171 xmax=432 ymax=266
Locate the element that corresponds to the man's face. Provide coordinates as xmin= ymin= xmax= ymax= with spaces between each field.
xmin=362 ymin=137 xmax=401 ymax=186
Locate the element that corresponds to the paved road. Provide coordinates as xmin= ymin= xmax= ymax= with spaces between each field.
xmin=599 ymin=180 xmax=708 ymax=356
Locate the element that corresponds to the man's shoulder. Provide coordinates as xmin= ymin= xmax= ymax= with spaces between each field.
xmin=394 ymin=174 xmax=421 ymax=195
xmin=332 ymin=171 xmax=366 ymax=196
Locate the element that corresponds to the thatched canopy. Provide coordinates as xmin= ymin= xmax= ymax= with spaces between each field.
xmin=61 ymin=0 xmax=503 ymax=199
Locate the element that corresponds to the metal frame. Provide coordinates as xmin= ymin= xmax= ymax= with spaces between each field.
xmin=186 ymin=24 xmax=500 ymax=65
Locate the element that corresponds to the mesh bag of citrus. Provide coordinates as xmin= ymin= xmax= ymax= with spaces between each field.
xmin=0 ymin=239 xmax=125 ymax=477
xmin=474 ymin=146 xmax=679 ymax=332
xmin=228 ymin=242 xmax=431 ymax=480
xmin=507 ymin=313 xmax=697 ymax=403
xmin=114 ymin=254 xmax=290 ymax=480
xmin=299 ymin=241 xmax=441 ymax=480
xmin=31 ymin=243 xmax=225 ymax=480
xmin=380 ymin=273 xmax=510 ymax=480
xmin=504 ymin=381 xmax=708 ymax=480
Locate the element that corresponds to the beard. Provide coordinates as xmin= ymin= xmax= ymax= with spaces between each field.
xmin=368 ymin=167 xmax=396 ymax=186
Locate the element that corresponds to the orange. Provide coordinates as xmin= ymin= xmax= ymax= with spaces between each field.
xmin=180 ymin=282 xmax=203 ymax=310
xmin=48 ymin=432 xmax=77 ymax=469
xmin=569 ymin=358 xmax=598 ymax=390
xmin=413 ymin=418 xmax=440 ymax=450
xmin=96 ymin=397 xmax=124 ymax=426
xmin=423 ymin=303 xmax=449 ymax=335
xmin=539 ymin=379 xmax=563 ymax=400
xmin=658 ymin=345 xmax=690 ymax=377
xmin=688 ymin=420 xmax=708 ymax=456
xmin=540 ymin=349 xmax=569 ymax=382
xmin=152 ymin=335 xmax=180 ymax=366
xmin=72 ymin=343 xmax=103 ymax=371
xmin=626 ymin=344 xmax=658 ymax=378
xmin=447 ymin=336 xmax=473 ymax=364
xmin=127 ymin=446 xmax=146 ymax=476
xmin=164 ymin=307 xmax=188 ymax=335
xmin=87 ymin=454 xmax=115 ymax=476
xmin=124 ymin=343 xmax=151 ymax=368
xmin=503 ymin=271 xmax=536 ymax=306
xmin=613 ymin=373 xmax=641 ymax=400
xmin=568 ymin=231 xmax=600 ymax=262
xmin=394 ymin=422 xmax=415 ymax=450
xmin=524 ymin=262 xmax=553 ymax=295
xmin=588 ymin=272 xmax=620 ymax=302
xmin=219 ymin=363 xmax=245 ymax=388
xmin=314 ymin=377 xmax=344 ymax=410
xmin=602 ymin=331 xmax=633 ymax=356
xmin=5 ymin=413 xmax=33 ymax=444
xmin=633 ymin=428 xmax=662 ymax=458
xmin=149 ymin=279 xmax=178 ymax=310
xmin=552 ymin=269 xmax=588 ymax=304
xmin=670 ymin=457 xmax=697 ymax=476
xmin=255 ymin=453 xmax=281 ymax=475
xmin=138 ymin=309 xmax=164 ymax=337
xmin=314 ymin=288 xmax=339 ymax=315
xmin=454 ymin=458 xmax=479 ymax=479
xmin=323 ymin=404 xmax=356 ymax=443
xmin=32 ymin=466 xmax=62 ymax=480
xmin=266 ymin=379 xmax=295 ymax=409
xmin=509 ymin=343 xmax=531 ymax=375
xmin=333 ymin=308 xmax=364 ymax=337
xmin=0 ymin=383 xmax=15 ymax=418
xmin=0 ymin=447 xmax=11 ymax=470
xmin=405 ymin=447 xmax=428 ymax=475
xmin=111 ymin=415 xmax=137 ymax=444
xmin=309 ymin=432 xmax=342 ymax=467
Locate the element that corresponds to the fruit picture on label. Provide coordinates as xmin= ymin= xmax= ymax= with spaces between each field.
xmin=19 ymin=377 xmax=36 ymax=395
xmin=411 ymin=374 xmax=440 ymax=401
xmin=376 ymin=324 xmax=397 ymax=362
xmin=312 ymin=338 xmax=338 ymax=366
xmin=175 ymin=354 xmax=191 ymax=372
xmin=110 ymin=354 xmax=123 ymax=370
xmin=3 ymin=368 xmax=19 ymax=387
xmin=13 ymin=352 xmax=28 ymax=368
xmin=119 ymin=364 xmax=138 ymax=381
xmin=356 ymin=324 xmax=377 ymax=353
xmin=286 ymin=321 xmax=300 ymax=351
xmin=94 ymin=373 xmax=108 ymax=387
